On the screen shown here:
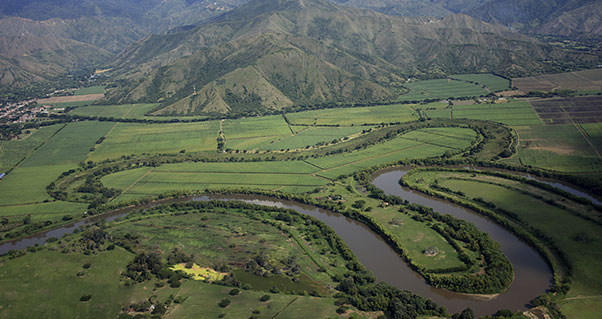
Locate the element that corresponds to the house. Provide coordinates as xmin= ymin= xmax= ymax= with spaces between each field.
xmin=0 ymin=173 xmax=5 ymax=180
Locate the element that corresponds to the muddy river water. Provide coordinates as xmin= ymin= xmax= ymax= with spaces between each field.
xmin=2 ymin=167 xmax=584 ymax=316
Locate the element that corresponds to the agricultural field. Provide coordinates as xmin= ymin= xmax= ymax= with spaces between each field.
xmin=285 ymin=104 xmax=419 ymax=126
xmin=0 ymin=202 xmax=376 ymax=319
xmin=101 ymin=127 xmax=477 ymax=200
xmin=425 ymin=100 xmax=542 ymax=126
xmin=530 ymin=96 xmax=602 ymax=125
xmin=87 ymin=121 xmax=220 ymax=161
xmin=449 ymin=74 xmax=511 ymax=92
xmin=74 ymin=86 xmax=105 ymax=96
xmin=399 ymin=79 xmax=489 ymax=101
xmin=0 ymin=125 xmax=63 ymax=172
xmin=69 ymin=103 xmax=158 ymax=119
xmin=509 ymin=124 xmax=602 ymax=172
xmin=513 ymin=69 xmax=602 ymax=93
xmin=402 ymin=170 xmax=602 ymax=318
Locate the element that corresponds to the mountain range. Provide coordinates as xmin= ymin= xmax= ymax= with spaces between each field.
xmin=0 ymin=0 xmax=600 ymax=109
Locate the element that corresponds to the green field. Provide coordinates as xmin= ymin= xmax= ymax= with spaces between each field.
xmin=74 ymin=86 xmax=105 ymax=96
xmin=425 ymin=101 xmax=542 ymax=126
xmin=69 ymin=103 xmax=157 ymax=118
xmin=403 ymin=170 xmax=602 ymax=317
xmin=285 ymin=104 xmax=419 ymax=126
xmin=88 ymin=121 xmax=219 ymax=161
xmin=581 ymin=123 xmax=602 ymax=155
xmin=399 ymin=79 xmax=489 ymax=101
xmin=449 ymin=74 xmax=510 ymax=92
xmin=0 ymin=125 xmax=63 ymax=172
xmin=509 ymin=124 xmax=602 ymax=172
xmin=102 ymin=127 xmax=477 ymax=200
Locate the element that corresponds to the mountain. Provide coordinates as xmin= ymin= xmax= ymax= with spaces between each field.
xmin=104 ymin=0 xmax=588 ymax=116
xmin=0 ymin=0 xmax=249 ymax=88
xmin=333 ymin=0 xmax=602 ymax=37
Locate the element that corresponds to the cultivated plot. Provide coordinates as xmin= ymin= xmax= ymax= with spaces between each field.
xmin=399 ymin=79 xmax=488 ymax=101
xmin=513 ymin=69 xmax=602 ymax=92
xmin=449 ymin=74 xmax=510 ymax=92
xmin=88 ymin=121 xmax=220 ymax=161
xmin=285 ymin=104 xmax=418 ymax=126
xmin=530 ymin=96 xmax=602 ymax=125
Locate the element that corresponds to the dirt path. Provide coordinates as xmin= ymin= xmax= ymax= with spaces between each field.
xmin=271 ymin=297 xmax=299 ymax=319
xmin=120 ymin=168 xmax=154 ymax=195
xmin=563 ymin=295 xmax=602 ymax=301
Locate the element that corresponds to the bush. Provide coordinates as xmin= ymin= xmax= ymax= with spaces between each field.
xmin=80 ymin=295 xmax=92 ymax=302
xmin=82 ymin=263 xmax=91 ymax=269
xmin=218 ymin=298 xmax=231 ymax=308
xmin=260 ymin=295 xmax=271 ymax=302
xmin=229 ymin=288 xmax=240 ymax=296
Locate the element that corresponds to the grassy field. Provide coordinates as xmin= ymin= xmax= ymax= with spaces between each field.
xmin=424 ymin=100 xmax=542 ymax=126
xmin=69 ymin=103 xmax=157 ymax=118
xmin=0 ymin=125 xmax=63 ymax=172
xmin=513 ymin=69 xmax=602 ymax=92
xmin=581 ymin=122 xmax=602 ymax=155
xmin=74 ymin=86 xmax=105 ymax=96
xmin=508 ymin=124 xmax=602 ymax=172
xmin=403 ymin=170 xmax=602 ymax=317
xmin=88 ymin=121 xmax=219 ymax=161
xmin=285 ymin=104 xmax=419 ymax=126
xmin=102 ymin=127 xmax=477 ymax=200
xmin=449 ymin=74 xmax=510 ymax=92
xmin=399 ymin=79 xmax=488 ymax=101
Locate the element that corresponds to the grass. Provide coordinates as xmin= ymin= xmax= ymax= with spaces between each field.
xmin=101 ymin=127 xmax=476 ymax=200
xmin=285 ymin=104 xmax=419 ymax=126
xmin=399 ymin=79 xmax=488 ymax=101
xmin=509 ymin=124 xmax=602 ymax=172
xmin=0 ymin=248 xmax=156 ymax=319
xmin=88 ymin=121 xmax=219 ymax=161
xmin=21 ymin=121 xmax=113 ymax=167
xmin=74 ymin=86 xmax=105 ymax=96
xmin=450 ymin=101 xmax=541 ymax=126
xmin=69 ymin=103 xmax=157 ymax=118
xmin=0 ymin=125 xmax=63 ymax=172
xmin=171 ymin=263 xmax=227 ymax=281
xmin=0 ymin=164 xmax=74 ymax=205
xmin=449 ymin=74 xmax=510 ymax=92
xmin=580 ymin=123 xmax=602 ymax=155
xmin=404 ymin=170 xmax=602 ymax=307
xmin=233 ymin=126 xmax=369 ymax=151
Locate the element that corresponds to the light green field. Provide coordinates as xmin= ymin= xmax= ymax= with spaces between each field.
xmin=285 ymin=104 xmax=419 ymax=126
xmin=308 ymin=127 xmax=476 ymax=179
xmin=450 ymin=101 xmax=542 ymax=126
xmin=48 ymin=101 xmax=97 ymax=108
xmin=74 ymin=86 xmax=105 ymax=96
xmin=0 ymin=201 xmax=87 ymax=219
xmin=407 ymin=171 xmax=602 ymax=299
xmin=0 ymin=248 xmax=157 ymax=319
xmin=449 ymin=74 xmax=510 ymax=92
xmin=400 ymin=79 xmax=488 ymax=101
xmin=21 ymin=121 xmax=113 ymax=167
xmin=103 ymin=127 xmax=476 ymax=199
xmin=232 ymin=126 xmax=369 ymax=151
xmin=0 ymin=125 xmax=63 ymax=172
xmin=69 ymin=103 xmax=157 ymax=118
xmin=0 ymin=164 xmax=74 ymax=205
xmin=510 ymin=124 xmax=602 ymax=172
xmin=88 ymin=121 xmax=219 ymax=161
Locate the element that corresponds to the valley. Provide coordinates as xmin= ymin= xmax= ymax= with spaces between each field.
xmin=1 ymin=0 xmax=601 ymax=318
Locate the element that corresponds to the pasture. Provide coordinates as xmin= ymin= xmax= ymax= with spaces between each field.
xmin=87 ymin=121 xmax=219 ymax=161
xmin=403 ymin=170 xmax=602 ymax=308
xmin=285 ymin=103 xmax=419 ymax=126
xmin=399 ymin=79 xmax=488 ymax=101
xmin=0 ymin=125 xmax=63 ymax=172
xmin=449 ymin=74 xmax=510 ymax=92
xmin=69 ymin=103 xmax=158 ymax=119
xmin=74 ymin=86 xmax=105 ymax=96
xmin=511 ymin=124 xmax=602 ymax=172
xmin=425 ymin=100 xmax=542 ymax=126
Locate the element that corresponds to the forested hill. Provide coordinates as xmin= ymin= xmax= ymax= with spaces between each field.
xmin=103 ymin=0 xmax=595 ymax=116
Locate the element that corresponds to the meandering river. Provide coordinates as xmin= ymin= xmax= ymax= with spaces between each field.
xmin=3 ymin=167 xmax=584 ymax=316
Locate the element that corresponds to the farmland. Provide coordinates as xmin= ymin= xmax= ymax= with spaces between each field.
xmin=402 ymin=169 xmax=602 ymax=318
xmin=425 ymin=100 xmax=542 ymax=126
xmin=285 ymin=103 xmax=419 ymax=126
xmin=513 ymin=69 xmax=602 ymax=93
xmin=399 ymin=78 xmax=489 ymax=101
xmin=449 ymin=74 xmax=511 ymax=92
xmin=530 ymin=96 xmax=602 ymax=125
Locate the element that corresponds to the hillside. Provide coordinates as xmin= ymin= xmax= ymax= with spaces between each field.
xmin=104 ymin=0 xmax=591 ymax=116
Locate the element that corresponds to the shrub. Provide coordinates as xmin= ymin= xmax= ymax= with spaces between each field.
xmin=218 ymin=298 xmax=231 ymax=308
xmin=260 ymin=295 xmax=271 ymax=302
xmin=229 ymin=288 xmax=240 ymax=296
xmin=80 ymin=295 xmax=92 ymax=302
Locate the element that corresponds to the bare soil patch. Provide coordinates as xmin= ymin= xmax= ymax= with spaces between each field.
xmin=530 ymin=96 xmax=602 ymax=125
xmin=513 ymin=69 xmax=602 ymax=92
xmin=36 ymin=94 xmax=104 ymax=104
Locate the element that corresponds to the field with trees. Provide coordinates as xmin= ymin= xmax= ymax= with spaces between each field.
xmin=1 ymin=72 xmax=601 ymax=319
